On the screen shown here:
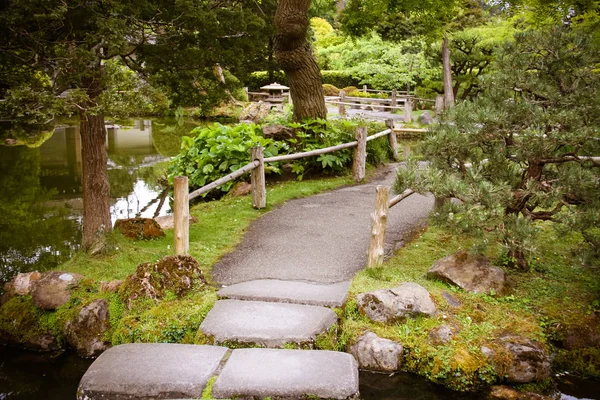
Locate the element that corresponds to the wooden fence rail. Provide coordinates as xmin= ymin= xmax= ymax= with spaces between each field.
xmin=173 ymin=124 xmax=420 ymax=255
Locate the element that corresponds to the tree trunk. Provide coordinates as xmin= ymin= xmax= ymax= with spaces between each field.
xmin=442 ymin=36 xmax=455 ymax=108
xmin=80 ymin=76 xmax=111 ymax=250
xmin=274 ymin=0 xmax=327 ymax=121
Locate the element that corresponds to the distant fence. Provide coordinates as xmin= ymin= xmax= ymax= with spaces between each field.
xmin=172 ymin=122 xmax=424 ymax=255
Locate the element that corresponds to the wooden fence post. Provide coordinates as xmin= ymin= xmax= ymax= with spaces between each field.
xmin=338 ymin=90 xmax=346 ymax=115
xmin=386 ymin=119 xmax=399 ymax=161
xmin=363 ymin=85 xmax=368 ymax=93
xmin=173 ymin=176 xmax=189 ymax=255
xmin=353 ymin=126 xmax=367 ymax=182
xmin=367 ymin=186 xmax=390 ymax=268
xmin=251 ymin=146 xmax=266 ymax=209
xmin=403 ymin=98 xmax=413 ymax=123
xmin=391 ymin=89 xmax=397 ymax=108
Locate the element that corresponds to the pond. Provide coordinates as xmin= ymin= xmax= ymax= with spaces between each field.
xmin=0 ymin=118 xmax=203 ymax=288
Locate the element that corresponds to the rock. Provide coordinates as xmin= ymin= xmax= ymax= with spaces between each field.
xmin=419 ymin=111 xmax=434 ymax=125
xmin=357 ymin=282 xmax=437 ymax=324
xmin=560 ymin=317 xmax=600 ymax=350
xmin=1 ymin=271 xmax=41 ymax=304
xmin=427 ymin=251 xmax=505 ymax=294
xmin=348 ymin=331 xmax=403 ymax=372
xmin=31 ymin=272 xmax=83 ymax=310
xmin=428 ymin=324 xmax=455 ymax=345
xmin=99 ymin=280 xmax=123 ymax=293
xmin=488 ymin=386 xmax=551 ymax=400
xmin=114 ymin=218 xmax=165 ymax=240
xmin=227 ymin=182 xmax=252 ymax=198
xmin=88 ymin=234 xmax=112 ymax=256
xmin=64 ymin=299 xmax=111 ymax=357
xmin=120 ymin=255 xmax=205 ymax=309
xmin=442 ymin=291 xmax=461 ymax=308
xmin=498 ymin=336 xmax=551 ymax=383
xmin=153 ymin=215 xmax=199 ymax=231
xmin=239 ymin=102 xmax=271 ymax=123
xmin=481 ymin=345 xmax=495 ymax=358
xmin=3 ymin=138 xmax=19 ymax=146
xmin=261 ymin=124 xmax=295 ymax=141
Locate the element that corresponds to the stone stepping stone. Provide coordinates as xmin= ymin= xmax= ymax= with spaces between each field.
xmin=77 ymin=343 xmax=227 ymax=399
xmin=218 ymin=279 xmax=351 ymax=307
xmin=212 ymin=348 xmax=359 ymax=400
xmin=200 ymin=299 xmax=337 ymax=348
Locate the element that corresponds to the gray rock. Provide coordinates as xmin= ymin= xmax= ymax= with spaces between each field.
xmin=348 ymin=331 xmax=403 ymax=372
xmin=1 ymin=271 xmax=41 ymax=305
xmin=357 ymin=282 xmax=437 ymax=323
xmin=262 ymin=124 xmax=295 ymax=140
xmin=77 ymin=343 xmax=228 ymax=399
xmin=481 ymin=345 xmax=495 ymax=358
xmin=498 ymin=336 xmax=551 ymax=383
xmin=442 ymin=291 xmax=462 ymax=308
xmin=419 ymin=111 xmax=434 ymax=125
xmin=212 ymin=348 xmax=359 ymax=400
xmin=239 ymin=101 xmax=271 ymax=123
xmin=428 ymin=324 xmax=455 ymax=345
xmin=31 ymin=272 xmax=83 ymax=310
xmin=427 ymin=251 xmax=505 ymax=294
xmin=64 ymin=299 xmax=111 ymax=357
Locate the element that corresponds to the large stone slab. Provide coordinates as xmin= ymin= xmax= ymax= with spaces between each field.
xmin=212 ymin=348 xmax=359 ymax=400
xmin=218 ymin=279 xmax=351 ymax=307
xmin=200 ymin=299 xmax=337 ymax=348
xmin=77 ymin=343 xmax=227 ymax=399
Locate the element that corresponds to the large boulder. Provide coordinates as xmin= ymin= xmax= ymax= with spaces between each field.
xmin=427 ymin=252 xmax=505 ymax=294
xmin=1 ymin=271 xmax=41 ymax=305
xmin=498 ymin=336 xmax=551 ymax=383
xmin=239 ymin=101 xmax=271 ymax=123
xmin=419 ymin=111 xmax=434 ymax=125
xmin=64 ymin=299 xmax=111 ymax=357
xmin=348 ymin=331 xmax=403 ymax=372
xmin=357 ymin=282 xmax=437 ymax=324
xmin=120 ymin=255 xmax=206 ymax=309
xmin=114 ymin=218 xmax=165 ymax=240
xmin=262 ymin=124 xmax=295 ymax=141
xmin=31 ymin=272 xmax=84 ymax=310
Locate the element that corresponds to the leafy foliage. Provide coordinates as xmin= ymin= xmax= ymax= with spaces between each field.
xmin=396 ymin=25 xmax=600 ymax=269
xmin=168 ymin=123 xmax=285 ymax=195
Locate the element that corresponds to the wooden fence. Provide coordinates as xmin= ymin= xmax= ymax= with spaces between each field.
xmin=172 ymin=121 xmax=419 ymax=255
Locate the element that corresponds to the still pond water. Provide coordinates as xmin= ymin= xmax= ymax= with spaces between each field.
xmin=0 ymin=120 xmax=597 ymax=399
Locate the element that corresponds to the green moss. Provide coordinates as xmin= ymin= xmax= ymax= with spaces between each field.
xmin=0 ymin=296 xmax=62 ymax=346
xmin=201 ymin=376 xmax=218 ymax=399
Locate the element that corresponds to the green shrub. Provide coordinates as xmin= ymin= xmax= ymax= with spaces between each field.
xmin=322 ymin=71 xmax=359 ymax=89
xmin=322 ymin=84 xmax=340 ymax=96
xmin=168 ymin=123 xmax=286 ymax=195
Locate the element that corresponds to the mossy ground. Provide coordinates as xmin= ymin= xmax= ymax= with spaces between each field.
xmin=340 ymin=223 xmax=600 ymax=391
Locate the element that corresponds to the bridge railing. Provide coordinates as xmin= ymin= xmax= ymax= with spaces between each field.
xmin=172 ymin=122 xmax=423 ymax=255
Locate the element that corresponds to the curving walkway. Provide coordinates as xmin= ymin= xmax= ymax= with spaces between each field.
xmin=78 ymin=164 xmax=434 ymax=400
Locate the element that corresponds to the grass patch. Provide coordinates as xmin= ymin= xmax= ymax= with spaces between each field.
xmin=58 ymin=173 xmax=354 ymax=283
xmin=341 ymin=222 xmax=600 ymax=391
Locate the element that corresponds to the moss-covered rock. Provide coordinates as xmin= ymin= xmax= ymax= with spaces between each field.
xmin=64 ymin=299 xmax=111 ymax=357
xmin=120 ymin=255 xmax=206 ymax=310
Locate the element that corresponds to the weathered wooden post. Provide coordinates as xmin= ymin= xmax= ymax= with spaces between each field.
xmin=338 ymin=90 xmax=346 ymax=115
xmin=173 ymin=176 xmax=189 ymax=255
xmin=353 ymin=126 xmax=367 ymax=182
xmin=362 ymin=85 xmax=368 ymax=93
xmin=391 ymin=89 xmax=397 ymax=108
xmin=251 ymin=146 xmax=266 ymax=209
xmin=403 ymin=98 xmax=413 ymax=123
xmin=435 ymin=95 xmax=445 ymax=116
xmin=386 ymin=119 xmax=399 ymax=161
xmin=367 ymin=186 xmax=390 ymax=268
